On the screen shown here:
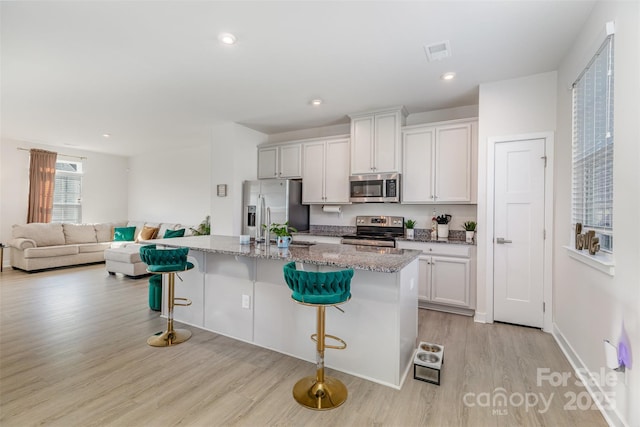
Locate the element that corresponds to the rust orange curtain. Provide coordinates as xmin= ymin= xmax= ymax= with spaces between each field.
xmin=27 ymin=149 xmax=58 ymax=223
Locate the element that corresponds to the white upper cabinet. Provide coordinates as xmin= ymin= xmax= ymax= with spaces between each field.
xmin=350 ymin=116 xmax=374 ymax=174
xmin=402 ymin=127 xmax=435 ymax=203
xmin=257 ymin=146 xmax=278 ymax=179
xmin=402 ymin=119 xmax=477 ymax=204
xmin=302 ymin=137 xmax=350 ymax=204
xmin=435 ymin=124 xmax=473 ymax=202
xmin=257 ymin=143 xmax=302 ymax=179
xmin=350 ymin=107 xmax=406 ymax=174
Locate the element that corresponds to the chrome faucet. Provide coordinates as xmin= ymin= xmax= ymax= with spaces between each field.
xmin=265 ymin=207 xmax=271 ymax=245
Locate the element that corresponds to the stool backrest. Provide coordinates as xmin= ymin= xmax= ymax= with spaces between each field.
xmin=140 ymin=245 xmax=190 ymax=272
xmin=283 ymin=262 xmax=353 ymax=305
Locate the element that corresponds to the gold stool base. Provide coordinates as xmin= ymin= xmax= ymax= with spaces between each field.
xmin=292 ymin=375 xmax=347 ymax=410
xmin=147 ymin=328 xmax=192 ymax=347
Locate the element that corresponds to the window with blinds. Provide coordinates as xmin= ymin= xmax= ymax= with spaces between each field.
xmin=571 ymin=36 xmax=614 ymax=252
xmin=52 ymin=160 xmax=83 ymax=223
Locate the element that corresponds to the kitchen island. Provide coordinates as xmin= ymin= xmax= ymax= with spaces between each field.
xmin=148 ymin=235 xmax=420 ymax=389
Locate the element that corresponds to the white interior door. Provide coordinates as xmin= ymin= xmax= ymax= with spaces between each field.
xmin=493 ymin=139 xmax=545 ymax=328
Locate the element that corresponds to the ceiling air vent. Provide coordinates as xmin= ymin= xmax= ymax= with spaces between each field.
xmin=424 ymin=40 xmax=451 ymax=61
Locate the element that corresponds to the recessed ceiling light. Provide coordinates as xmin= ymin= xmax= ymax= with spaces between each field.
xmin=218 ymin=33 xmax=237 ymax=45
xmin=102 ymin=133 xmax=111 ymax=138
xmin=311 ymin=99 xmax=323 ymax=106
xmin=441 ymin=72 xmax=456 ymax=81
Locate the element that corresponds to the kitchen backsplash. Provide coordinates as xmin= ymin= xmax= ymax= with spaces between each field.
xmin=310 ymin=204 xmax=477 ymax=232
xmin=309 ymin=224 xmax=355 ymax=236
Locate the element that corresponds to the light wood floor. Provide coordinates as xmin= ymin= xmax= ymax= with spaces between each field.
xmin=0 ymin=264 xmax=605 ymax=426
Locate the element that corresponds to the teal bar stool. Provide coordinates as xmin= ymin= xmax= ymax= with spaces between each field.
xmin=283 ymin=262 xmax=354 ymax=410
xmin=148 ymin=274 xmax=162 ymax=311
xmin=140 ymin=245 xmax=194 ymax=347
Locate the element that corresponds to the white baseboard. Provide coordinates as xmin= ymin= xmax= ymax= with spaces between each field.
xmin=552 ymin=324 xmax=627 ymax=427
xmin=474 ymin=311 xmax=487 ymax=323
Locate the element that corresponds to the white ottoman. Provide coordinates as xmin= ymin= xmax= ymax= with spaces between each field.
xmin=104 ymin=244 xmax=148 ymax=277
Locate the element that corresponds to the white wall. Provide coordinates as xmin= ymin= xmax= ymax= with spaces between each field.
xmin=127 ymin=144 xmax=211 ymax=228
xmin=405 ymin=105 xmax=479 ymax=126
xmin=0 ymin=138 xmax=128 ymax=266
xmin=310 ymin=204 xmax=476 ymax=232
xmin=267 ymin=105 xmax=479 ymax=144
xmin=476 ymin=71 xmax=558 ymax=321
xmin=211 ymin=123 xmax=267 ymax=236
xmin=554 ymin=2 xmax=639 ymax=426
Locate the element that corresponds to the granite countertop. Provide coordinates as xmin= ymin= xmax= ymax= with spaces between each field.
xmin=295 ymin=230 xmax=475 ymax=245
xmin=293 ymin=230 xmax=347 ymax=238
xmin=147 ymin=235 xmax=421 ymax=273
xmin=395 ymin=236 xmax=474 ymax=245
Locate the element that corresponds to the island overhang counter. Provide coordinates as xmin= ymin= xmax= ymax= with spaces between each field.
xmin=147 ymin=235 xmax=420 ymax=389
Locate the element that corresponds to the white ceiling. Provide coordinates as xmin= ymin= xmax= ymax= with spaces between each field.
xmin=1 ymin=1 xmax=595 ymax=157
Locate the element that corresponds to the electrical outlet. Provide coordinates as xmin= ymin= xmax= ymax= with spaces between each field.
xmin=242 ymin=294 xmax=251 ymax=309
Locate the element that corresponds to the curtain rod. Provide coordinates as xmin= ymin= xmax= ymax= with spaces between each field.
xmin=17 ymin=147 xmax=87 ymax=160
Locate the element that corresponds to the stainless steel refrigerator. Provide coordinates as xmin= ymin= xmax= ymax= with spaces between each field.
xmin=242 ymin=179 xmax=309 ymax=241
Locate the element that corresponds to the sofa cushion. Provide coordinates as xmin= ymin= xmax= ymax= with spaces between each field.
xmin=78 ymin=242 xmax=111 ymax=253
xmin=12 ymin=223 xmax=66 ymax=247
xmin=94 ymin=223 xmax=114 ymax=243
xmin=164 ymin=228 xmax=185 ymax=238
xmin=158 ymin=223 xmax=181 ymax=238
xmin=139 ymin=226 xmax=159 ymax=241
xmin=114 ymin=227 xmax=136 ymax=241
xmin=126 ymin=221 xmax=146 ymax=240
xmin=63 ymin=224 xmax=98 ymax=244
xmin=104 ymin=245 xmax=143 ymax=263
xmin=23 ymin=245 xmax=78 ymax=259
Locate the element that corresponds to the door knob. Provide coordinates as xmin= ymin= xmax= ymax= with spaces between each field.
xmin=496 ymin=237 xmax=512 ymax=244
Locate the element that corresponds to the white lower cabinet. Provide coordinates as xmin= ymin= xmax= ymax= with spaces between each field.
xmin=430 ymin=256 xmax=470 ymax=307
xmin=399 ymin=241 xmax=475 ymax=314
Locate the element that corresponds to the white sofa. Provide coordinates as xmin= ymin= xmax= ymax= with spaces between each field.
xmin=8 ymin=221 xmax=187 ymax=274
xmin=104 ymin=221 xmax=187 ymax=277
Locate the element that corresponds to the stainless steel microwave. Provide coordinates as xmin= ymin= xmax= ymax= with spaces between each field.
xmin=349 ymin=173 xmax=401 ymax=203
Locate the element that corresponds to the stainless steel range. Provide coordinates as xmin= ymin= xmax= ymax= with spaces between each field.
xmin=341 ymin=216 xmax=404 ymax=248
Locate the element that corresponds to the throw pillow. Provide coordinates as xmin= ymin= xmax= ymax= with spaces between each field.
xmin=164 ymin=228 xmax=185 ymax=238
xmin=139 ymin=225 xmax=160 ymax=241
xmin=113 ymin=226 xmax=136 ymax=242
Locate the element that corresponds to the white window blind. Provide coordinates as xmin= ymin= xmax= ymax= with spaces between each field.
xmin=52 ymin=160 xmax=83 ymax=223
xmin=571 ymin=35 xmax=614 ymax=252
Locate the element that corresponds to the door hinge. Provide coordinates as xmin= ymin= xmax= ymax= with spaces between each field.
xmin=540 ymin=156 xmax=547 ymax=167
xmin=543 ymin=229 xmax=546 ymax=240
xmin=543 ymin=302 xmax=546 ymax=313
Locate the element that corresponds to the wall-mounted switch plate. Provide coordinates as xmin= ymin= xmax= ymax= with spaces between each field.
xmin=242 ymin=294 xmax=251 ymax=309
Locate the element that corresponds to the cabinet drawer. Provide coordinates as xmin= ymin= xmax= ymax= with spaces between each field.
xmin=397 ymin=241 xmax=471 ymax=257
